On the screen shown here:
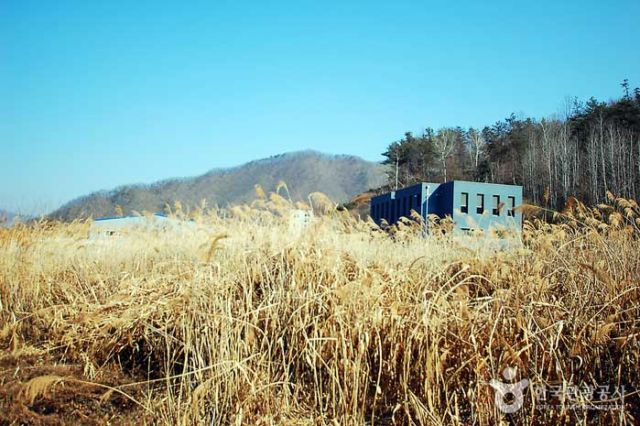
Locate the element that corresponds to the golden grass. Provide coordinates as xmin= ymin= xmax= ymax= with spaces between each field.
xmin=0 ymin=196 xmax=639 ymax=424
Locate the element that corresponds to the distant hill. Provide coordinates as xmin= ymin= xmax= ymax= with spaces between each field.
xmin=51 ymin=150 xmax=387 ymax=220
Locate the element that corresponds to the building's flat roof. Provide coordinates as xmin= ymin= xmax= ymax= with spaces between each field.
xmin=94 ymin=213 xmax=167 ymax=222
xmin=449 ymin=180 xmax=522 ymax=188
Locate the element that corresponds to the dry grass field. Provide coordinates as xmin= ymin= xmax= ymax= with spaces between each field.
xmin=1 ymin=194 xmax=639 ymax=425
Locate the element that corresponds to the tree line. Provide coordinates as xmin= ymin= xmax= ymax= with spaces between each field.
xmin=382 ymin=80 xmax=640 ymax=210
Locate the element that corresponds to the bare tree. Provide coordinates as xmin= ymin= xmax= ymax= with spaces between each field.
xmin=467 ymin=128 xmax=486 ymax=170
xmin=434 ymin=128 xmax=457 ymax=182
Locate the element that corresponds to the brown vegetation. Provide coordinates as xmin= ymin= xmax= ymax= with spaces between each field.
xmin=1 ymin=195 xmax=639 ymax=424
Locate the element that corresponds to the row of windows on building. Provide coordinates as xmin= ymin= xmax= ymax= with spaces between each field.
xmin=371 ymin=194 xmax=419 ymax=221
xmin=372 ymin=193 xmax=517 ymax=221
xmin=460 ymin=193 xmax=516 ymax=217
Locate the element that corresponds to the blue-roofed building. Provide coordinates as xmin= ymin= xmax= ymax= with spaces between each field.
xmin=89 ymin=213 xmax=196 ymax=238
xmin=370 ymin=181 xmax=523 ymax=233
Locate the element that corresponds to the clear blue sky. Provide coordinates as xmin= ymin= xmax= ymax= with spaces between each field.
xmin=1 ymin=0 xmax=639 ymax=214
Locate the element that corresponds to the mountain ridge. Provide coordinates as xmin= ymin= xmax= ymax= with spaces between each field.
xmin=51 ymin=150 xmax=387 ymax=220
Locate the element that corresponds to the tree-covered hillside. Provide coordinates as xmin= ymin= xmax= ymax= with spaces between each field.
xmin=51 ymin=151 xmax=386 ymax=220
xmin=382 ymin=81 xmax=640 ymax=209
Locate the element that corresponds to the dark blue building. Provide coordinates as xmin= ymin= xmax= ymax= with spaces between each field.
xmin=370 ymin=181 xmax=523 ymax=232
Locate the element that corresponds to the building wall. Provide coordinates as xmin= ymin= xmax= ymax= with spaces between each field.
xmin=371 ymin=183 xmax=424 ymax=225
xmin=371 ymin=180 xmax=523 ymax=233
xmin=451 ymin=181 xmax=523 ymax=231
xmin=424 ymin=182 xmax=450 ymax=217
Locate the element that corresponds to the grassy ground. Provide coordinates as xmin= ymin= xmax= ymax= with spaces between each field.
xmin=1 ymin=195 xmax=639 ymax=425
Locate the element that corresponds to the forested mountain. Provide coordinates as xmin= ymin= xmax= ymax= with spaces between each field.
xmin=51 ymin=151 xmax=386 ymax=220
xmin=48 ymin=82 xmax=640 ymax=221
xmin=381 ymin=81 xmax=640 ymax=209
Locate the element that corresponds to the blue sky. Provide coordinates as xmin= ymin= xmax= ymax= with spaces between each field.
xmin=1 ymin=0 xmax=639 ymax=214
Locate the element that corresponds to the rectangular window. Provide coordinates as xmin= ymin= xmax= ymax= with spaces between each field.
xmin=492 ymin=195 xmax=501 ymax=216
xmin=476 ymin=194 xmax=485 ymax=214
xmin=460 ymin=192 xmax=469 ymax=214
xmin=508 ymin=196 xmax=516 ymax=217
